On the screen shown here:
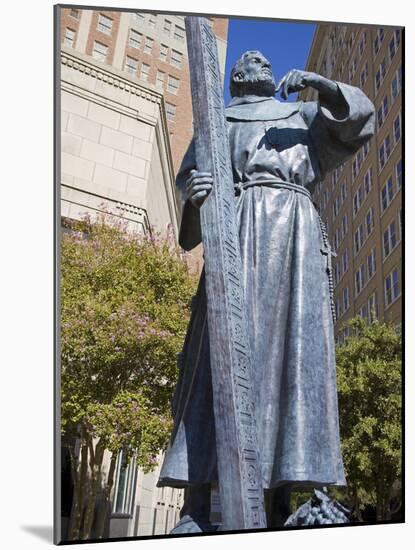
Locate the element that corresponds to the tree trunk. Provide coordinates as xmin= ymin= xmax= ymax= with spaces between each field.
xmin=95 ymin=451 xmax=119 ymax=539
xmin=376 ymin=464 xmax=384 ymax=521
xmin=68 ymin=431 xmax=89 ymax=540
xmin=81 ymin=437 xmax=105 ymax=540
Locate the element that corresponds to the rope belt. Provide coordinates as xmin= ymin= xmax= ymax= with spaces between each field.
xmin=236 ymin=179 xmax=312 ymax=200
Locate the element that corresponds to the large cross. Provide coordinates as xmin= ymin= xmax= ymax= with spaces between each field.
xmin=184 ymin=16 xmax=266 ymax=531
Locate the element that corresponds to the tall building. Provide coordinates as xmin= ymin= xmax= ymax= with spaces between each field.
xmin=60 ymin=7 xmax=228 ymax=174
xmin=300 ymin=24 xmax=403 ymax=341
xmin=58 ymin=6 xmax=229 ymax=540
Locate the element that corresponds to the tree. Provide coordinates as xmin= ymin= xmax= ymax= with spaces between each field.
xmin=61 ymin=211 xmax=196 ymax=540
xmin=335 ymin=317 xmax=402 ymax=521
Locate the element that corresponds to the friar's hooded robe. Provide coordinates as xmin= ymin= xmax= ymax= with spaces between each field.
xmin=158 ymin=81 xmax=375 ymax=490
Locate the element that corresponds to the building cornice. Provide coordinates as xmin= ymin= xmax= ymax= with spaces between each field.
xmin=61 ymin=47 xmax=163 ymax=105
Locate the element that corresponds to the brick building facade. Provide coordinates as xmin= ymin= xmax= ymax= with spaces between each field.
xmin=300 ymin=24 xmax=403 ymax=341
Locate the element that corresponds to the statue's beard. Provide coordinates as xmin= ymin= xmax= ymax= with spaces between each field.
xmin=235 ymin=74 xmax=277 ymax=98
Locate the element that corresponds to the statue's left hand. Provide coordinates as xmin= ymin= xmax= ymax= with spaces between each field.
xmin=276 ymin=69 xmax=321 ymax=100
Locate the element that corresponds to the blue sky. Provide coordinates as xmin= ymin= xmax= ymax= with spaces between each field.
xmin=223 ymin=18 xmax=316 ymax=104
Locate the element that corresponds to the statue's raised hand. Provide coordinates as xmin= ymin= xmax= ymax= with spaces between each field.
xmin=186 ymin=169 xmax=213 ymax=208
xmin=276 ymin=70 xmax=321 ymax=100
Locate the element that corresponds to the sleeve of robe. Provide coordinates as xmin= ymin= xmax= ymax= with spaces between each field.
xmin=300 ymin=81 xmax=375 ymax=179
xmin=174 ymin=139 xmax=202 ymax=251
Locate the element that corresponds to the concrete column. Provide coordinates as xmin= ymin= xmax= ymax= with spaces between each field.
xmin=75 ymin=9 xmax=93 ymax=54
xmin=113 ymin=12 xmax=130 ymax=70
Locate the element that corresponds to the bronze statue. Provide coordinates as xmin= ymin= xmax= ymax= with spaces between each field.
xmin=158 ymin=47 xmax=375 ymax=532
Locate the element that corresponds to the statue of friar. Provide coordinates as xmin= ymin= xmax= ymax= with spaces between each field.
xmin=157 ymin=50 xmax=375 ymax=532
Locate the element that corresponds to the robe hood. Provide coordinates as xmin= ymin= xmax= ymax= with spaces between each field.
xmin=225 ymin=95 xmax=302 ymax=122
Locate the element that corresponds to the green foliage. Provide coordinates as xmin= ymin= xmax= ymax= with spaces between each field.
xmin=335 ymin=317 xmax=402 ymax=520
xmin=61 ymin=211 xmax=196 ymax=465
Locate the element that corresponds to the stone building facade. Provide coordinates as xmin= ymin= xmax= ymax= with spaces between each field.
xmin=58 ymin=5 xmax=229 ymax=541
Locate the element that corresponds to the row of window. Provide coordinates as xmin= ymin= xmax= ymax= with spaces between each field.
xmin=332 ymin=182 xmax=347 ymax=220
xmin=373 ymin=28 xmax=401 ymax=62
xmin=124 ymin=56 xmax=180 ymax=93
xmin=381 ymin=159 xmax=402 ymax=213
xmin=374 ymin=34 xmax=400 ymax=96
xmin=133 ymin=12 xmax=186 ymax=42
xmin=333 ymin=213 xmax=348 ymax=251
xmin=379 ymin=113 xmax=401 ymax=171
xmin=128 ymin=30 xmax=183 ymax=68
xmin=348 ymin=32 xmax=367 ymax=82
xmin=383 ymin=217 xmax=400 ymax=259
xmin=353 ymin=167 xmax=373 ymax=217
xmin=354 ymin=206 xmax=375 ymax=255
xmin=352 ymin=141 xmax=370 ymax=181
xmin=377 ymin=70 xmax=402 ymax=129
xmin=336 ymin=283 xmax=379 ymax=324
xmin=334 ymin=247 xmax=349 ymax=287
xmin=355 ymin=247 xmax=377 ymax=295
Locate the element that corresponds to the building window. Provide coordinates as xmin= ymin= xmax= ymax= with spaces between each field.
xmin=373 ymin=27 xmax=385 ymax=57
xmin=394 ymin=29 xmax=401 ymax=47
xmin=64 ymin=28 xmax=76 ymax=48
xmin=377 ymin=94 xmax=389 ymax=128
xmin=334 ymin=227 xmax=340 ymax=250
xmin=383 ymin=221 xmax=397 ymax=258
xmin=97 ymin=14 xmax=113 ymax=35
xmin=394 ymin=113 xmax=401 ymax=143
xmin=129 ymin=29 xmax=141 ymax=49
xmin=391 ymin=66 xmax=402 ymax=101
xmin=334 ymin=261 xmax=341 ymax=286
xmin=140 ymin=63 xmax=150 ymax=82
xmin=341 ymin=213 xmax=348 ymax=239
xmin=364 ymin=168 xmax=372 ymax=196
xmin=353 ymin=185 xmax=364 ymax=217
xmin=159 ymin=44 xmax=168 ymax=62
xmin=125 ymin=56 xmax=138 ymax=75
xmin=134 ymin=13 xmax=145 ymax=24
xmin=163 ymin=19 xmax=172 ymax=34
xmin=170 ymin=49 xmax=183 ymax=68
xmin=148 ymin=14 xmax=156 ymax=28
xmin=360 ymin=62 xmax=369 ymax=88
xmin=396 ymin=159 xmax=402 ymax=188
xmin=70 ymin=8 xmax=80 ymax=18
xmin=367 ymin=248 xmax=376 ymax=280
xmin=165 ymin=102 xmax=176 ymax=121
xmin=354 ymin=224 xmax=365 ymax=255
xmin=358 ymin=304 xmax=368 ymax=321
xmin=355 ymin=264 xmax=365 ymax=295
xmin=343 ymin=286 xmax=350 ymax=311
xmin=342 ymin=248 xmax=349 ymax=273
xmin=332 ymin=196 xmax=340 ymax=220
xmin=379 ymin=134 xmax=391 ymax=170
xmin=365 ymin=207 xmax=374 ymax=236
xmin=384 ymin=268 xmax=400 ymax=306
xmin=375 ymin=57 xmax=387 ymax=94
xmin=389 ymin=30 xmax=400 ymax=62
xmin=167 ymin=75 xmax=180 ymax=94
xmin=156 ymin=70 xmax=165 ymax=89
xmin=341 ymin=182 xmax=347 ymax=203
xmin=349 ymin=57 xmax=357 ymax=82
xmin=112 ymin=449 xmax=138 ymax=516
xmin=381 ymin=176 xmax=395 ymax=212
xmin=358 ymin=32 xmax=367 ymax=57
xmin=92 ymin=41 xmax=108 ymax=63
xmin=368 ymin=292 xmax=378 ymax=323
xmin=335 ymin=298 xmax=342 ymax=320
xmin=144 ymin=37 xmax=153 ymax=55
xmin=174 ymin=25 xmax=185 ymax=42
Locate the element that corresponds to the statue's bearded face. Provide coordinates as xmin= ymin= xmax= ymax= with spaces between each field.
xmin=230 ymin=51 xmax=277 ymax=98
